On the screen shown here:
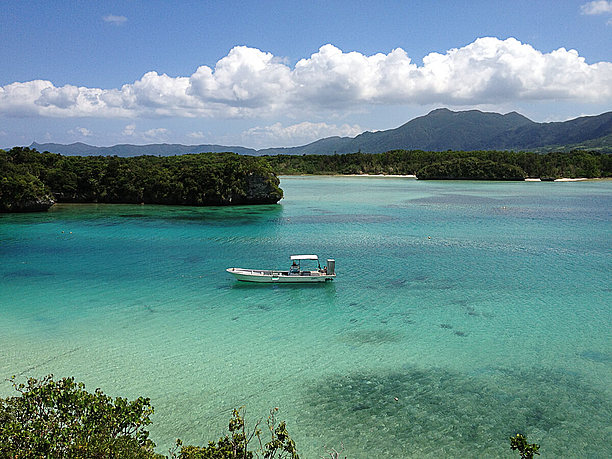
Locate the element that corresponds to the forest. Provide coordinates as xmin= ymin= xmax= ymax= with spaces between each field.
xmin=264 ymin=149 xmax=611 ymax=179
xmin=0 ymin=147 xmax=283 ymax=212
xmin=1 ymin=147 xmax=610 ymax=212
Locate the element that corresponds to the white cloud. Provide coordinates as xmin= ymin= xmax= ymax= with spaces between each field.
xmin=123 ymin=124 xmax=136 ymax=136
xmin=143 ymin=128 xmax=169 ymax=141
xmin=580 ymin=1 xmax=612 ymax=14
xmin=36 ymin=84 xmax=80 ymax=109
xmin=120 ymin=124 xmax=169 ymax=142
xmin=0 ymin=80 xmax=54 ymax=116
xmin=103 ymin=14 xmax=127 ymax=25
xmin=188 ymin=46 xmax=294 ymax=113
xmin=244 ymin=121 xmax=363 ymax=147
xmin=68 ymin=127 xmax=92 ymax=137
xmin=1 ymin=38 xmax=611 ymax=119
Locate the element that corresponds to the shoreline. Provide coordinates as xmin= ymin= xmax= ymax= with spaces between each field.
xmin=280 ymin=174 xmax=417 ymax=178
xmin=526 ymin=177 xmax=596 ymax=182
xmin=281 ymin=174 xmax=603 ymax=181
xmin=340 ymin=174 xmax=417 ymax=178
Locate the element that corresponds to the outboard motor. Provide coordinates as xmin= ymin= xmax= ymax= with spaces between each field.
xmin=326 ymin=259 xmax=335 ymax=275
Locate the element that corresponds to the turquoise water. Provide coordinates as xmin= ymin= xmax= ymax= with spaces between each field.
xmin=1 ymin=177 xmax=610 ymax=457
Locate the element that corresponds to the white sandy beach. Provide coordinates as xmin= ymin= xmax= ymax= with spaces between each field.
xmin=342 ymin=174 xmax=417 ymax=178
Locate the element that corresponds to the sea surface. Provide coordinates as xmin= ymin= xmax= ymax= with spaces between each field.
xmin=1 ymin=177 xmax=610 ymax=457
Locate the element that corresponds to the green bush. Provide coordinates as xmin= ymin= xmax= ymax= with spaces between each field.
xmin=173 ymin=407 xmax=298 ymax=459
xmin=0 ymin=375 xmax=160 ymax=458
xmin=510 ymin=433 xmax=540 ymax=459
xmin=1 ymin=376 xmax=299 ymax=458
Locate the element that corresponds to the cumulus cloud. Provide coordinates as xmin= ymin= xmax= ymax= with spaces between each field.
xmin=188 ymin=46 xmax=293 ymax=113
xmin=1 ymin=38 xmax=611 ymax=119
xmin=0 ymin=80 xmax=55 ymax=116
xmin=103 ymin=14 xmax=127 ymax=25
xmin=244 ymin=121 xmax=363 ymax=147
xmin=580 ymin=1 xmax=612 ymax=14
xmin=36 ymin=85 xmax=80 ymax=108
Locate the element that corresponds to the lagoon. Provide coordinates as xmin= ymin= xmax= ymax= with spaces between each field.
xmin=1 ymin=177 xmax=611 ymax=457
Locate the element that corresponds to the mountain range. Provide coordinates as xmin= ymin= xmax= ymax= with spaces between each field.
xmin=28 ymin=108 xmax=612 ymax=157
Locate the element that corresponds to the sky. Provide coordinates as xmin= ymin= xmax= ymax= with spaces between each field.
xmin=1 ymin=0 xmax=611 ymax=149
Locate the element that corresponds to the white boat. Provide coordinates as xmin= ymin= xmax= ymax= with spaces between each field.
xmin=226 ymin=255 xmax=336 ymax=283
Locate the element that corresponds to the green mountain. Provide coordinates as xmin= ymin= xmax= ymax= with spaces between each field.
xmin=25 ymin=109 xmax=612 ymax=156
xmin=491 ymin=112 xmax=612 ymax=152
xmin=260 ymin=109 xmax=611 ymax=154
xmin=349 ymin=108 xmax=536 ymax=153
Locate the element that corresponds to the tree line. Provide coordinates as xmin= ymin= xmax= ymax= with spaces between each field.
xmin=0 ymin=148 xmax=283 ymax=212
xmin=263 ymin=149 xmax=611 ymax=179
xmin=2 ymin=147 xmax=610 ymax=212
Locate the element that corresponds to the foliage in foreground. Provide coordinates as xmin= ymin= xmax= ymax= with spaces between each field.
xmin=0 ymin=374 xmax=541 ymax=458
xmin=172 ymin=407 xmax=298 ymax=459
xmin=0 ymin=375 xmax=158 ymax=458
xmin=510 ymin=433 xmax=540 ymax=459
xmin=0 ymin=375 xmax=298 ymax=459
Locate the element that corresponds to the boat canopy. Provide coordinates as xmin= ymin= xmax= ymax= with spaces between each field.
xmin=290 ymin=255 xmax=318 ymax=261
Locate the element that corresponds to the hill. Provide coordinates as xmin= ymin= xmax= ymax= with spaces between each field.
xmin=261 ymin=109 xmax=612 ymax=154
xmin=24 ymin=109 xmax=612 ymax=156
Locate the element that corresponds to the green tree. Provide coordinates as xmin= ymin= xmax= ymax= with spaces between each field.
xmin=0 ymin=375 xmax=160 ymax=458
xmin=1 ymin=148 xmax=283 ymax=211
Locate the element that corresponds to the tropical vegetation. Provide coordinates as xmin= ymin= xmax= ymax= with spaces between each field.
xmin=0 ymin=147 xmax=283 ymax=212
xmin=0 ymin=374 xmax=540 ymax=458
xmin=264 ymin=149 xmax=611 ymax=179
xmin=2 ymin=146 xmax=609 ymax=212
xmin=0 ymin=375 xmax=298 ymax=458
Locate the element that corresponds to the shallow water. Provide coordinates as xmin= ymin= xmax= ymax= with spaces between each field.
xmin=1 ymin=177 xmax=610 ymax=457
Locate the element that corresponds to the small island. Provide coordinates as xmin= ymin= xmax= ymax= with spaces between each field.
xmin=0 ymin=147 xmax=283 ymax=212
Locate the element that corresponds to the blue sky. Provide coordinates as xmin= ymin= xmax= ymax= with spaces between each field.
xmin=1 ymin=0 xmax=611 ymax=149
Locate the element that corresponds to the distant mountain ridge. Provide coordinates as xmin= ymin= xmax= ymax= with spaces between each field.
xmin=27 ymin=109 xmax=612 ymax=156
xmin=28 ymin=142 xmax=257 ymax=157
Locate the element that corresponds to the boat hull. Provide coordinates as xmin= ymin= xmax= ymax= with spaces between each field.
xmin=226 ymin=268 xmax=335 ymax=283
